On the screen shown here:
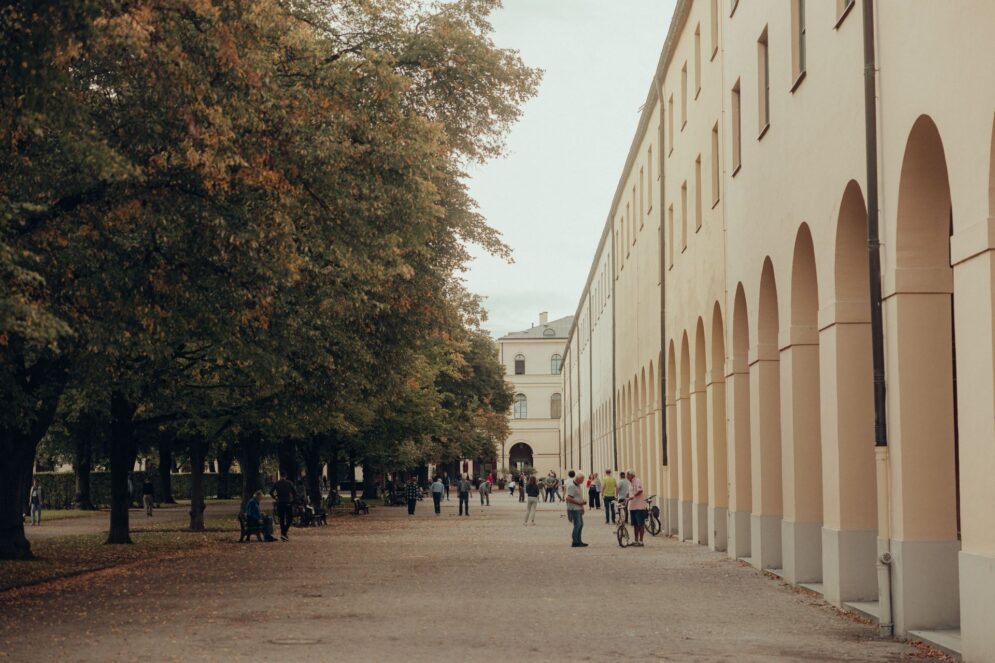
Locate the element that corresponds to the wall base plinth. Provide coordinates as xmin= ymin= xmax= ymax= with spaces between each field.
xmin=782 ymin=519 xmax=823 ymax=585
xmin=728 ymin=510 xmax=751 ymax=560
xmin=693 ymin=501 xmax=708 ymax=545
xmin=822 ymin=527 xmax=877 ymax=606
xmin=665 ymin=497 xmax=679 ymax=536
xmin=751 ymin=513 xmax=782 ymax=570
xmin=892 ymin=538 xmax=960 ymax=636
xmin=679 ymin=500 xmax=693 ymax=541
xmin=960 ymin=550 xmax=995 ymax=662
xmin=709 ymin=506 xmax=728 ymax=552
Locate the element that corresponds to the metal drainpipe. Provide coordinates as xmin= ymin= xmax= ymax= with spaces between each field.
xmin=862 ymin=0 xmax=893 ymax=637
xmin=611 ymin=228 xmax=619 ymax=471
xmin=656 ymin=74 xmax=670 ymax=535
xmin=588 ymin=292 xmax=594 ymax=475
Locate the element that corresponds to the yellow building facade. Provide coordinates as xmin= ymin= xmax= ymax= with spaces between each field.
xmin=559 ymin=1 xmax=995 ymax=659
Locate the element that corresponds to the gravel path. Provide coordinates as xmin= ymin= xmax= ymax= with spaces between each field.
xmin=1 ymin=492 xmax=924 ymax=662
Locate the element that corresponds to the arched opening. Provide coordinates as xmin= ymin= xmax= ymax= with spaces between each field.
xmin=709 ymin=303 xmax=729 ymax=552
xmin=782 ymin=223 xmax=823 ymax=585
xmin=665 ymin=342 xmax=679 ymax=534
xmin=679 ymin=332 xmax=694 ymax=541
xmin=888 ymin=114 xmax=959 ymax=633
xmin=550 ymin=354 xmax=563 ymax=375
xmin=693 ymin=318 xmax=710 ymax=545
xmin=509 ymin=442 xmax=534 ymax=472
xmin=729 ymin=284 xmax=753 ymax=558
xmin=751 ymin=257 xmax=783 ymax=570
xmin=824 ymin=180 xmax=878 ymax=605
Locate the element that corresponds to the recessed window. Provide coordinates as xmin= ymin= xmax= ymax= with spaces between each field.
xmin=694 ymin=25 xmax=702 ymax=99
xmin=639 ymin=173 xmax=645 ymax=225
xmin=633 ymin=186 xmax=639 ymax=233
xmin=543 ymin=328 xmax=555 ymax=337
xmin=710 ymin=0 xmax=719 ymax=59
xmin=667 ymin=205 xmax=674 ymax=267
xmin=695 ymin=155 xmax=703 ymax=231
xmin=680 ymin=181 xmax=688 ymax=251
xmin=836 ymin=0 xmax=856 ymax=27
xmin=647 ymin=146 xmax=653 ymax=210
xmin=680 ymin=63 xmax=688 ymax=129
xmin=551 ymin=354 xmax=562 ymax=374
xmin=730 ymin=0 xmax=739 ymax=17
xmin=513 ymin=393 xmax=527 ymax=419
xmin=791 ymin=0 xmax=807 ymax=89
xmin=731 ymin=79 xmax=742 ymax=173
xmin=711 ymin=123 xmax=720 ymax=206
xmin=757 ymin=28 xmax=770 ymax=136
xmin=627 ymin=202 xmax=632 ymax=250
xmin=514 ymin=354 xmax=525 ymax=375
xmin=668 ymin=95 xmax=674 ymax=154
xmin=550 ymin=393 xmax=562 ymax=419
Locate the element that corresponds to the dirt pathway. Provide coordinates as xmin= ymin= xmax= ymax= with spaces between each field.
xmin=1 ymin=492 xmax=922 ymax=662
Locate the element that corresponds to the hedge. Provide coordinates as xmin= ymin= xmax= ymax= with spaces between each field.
xmin=33 ymin=471 xmax=243 ymax=509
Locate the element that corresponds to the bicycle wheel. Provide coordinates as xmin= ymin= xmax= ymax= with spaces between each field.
xmin=616 ymin=523 xmax=630 ymax=548
xmin=647 ymin=512 xmax=661 ymax=536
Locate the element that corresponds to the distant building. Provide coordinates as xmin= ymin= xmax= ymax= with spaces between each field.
xmin=495 ymin=312 xmax=572 ymax=477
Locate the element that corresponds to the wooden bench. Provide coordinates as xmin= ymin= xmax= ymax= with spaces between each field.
xmin=353 ymin=498 xmax=369 ymax=515
xmin=238 ymin=514 xmax=265 ymax=542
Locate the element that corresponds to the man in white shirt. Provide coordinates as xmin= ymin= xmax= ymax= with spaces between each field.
xmin=566 ymin=473 xmax=588 ymax=548
xmin=626 ymin=471 xmax=646 ymax=547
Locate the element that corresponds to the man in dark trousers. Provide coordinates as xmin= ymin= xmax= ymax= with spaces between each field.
xmin=270 ymin=473 xmax=296 ymax=541
xmin=457 ymin=474 xmax=472 ymax=516
xmin=405 ymin=476 xmax=419 ymax=515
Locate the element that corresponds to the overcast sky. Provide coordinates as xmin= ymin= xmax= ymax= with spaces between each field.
xmin=464 ymin=0 xmax=676 ymax=338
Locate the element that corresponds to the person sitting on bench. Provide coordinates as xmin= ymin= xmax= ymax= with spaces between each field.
xmin=246 ymin=490 xmax=277 ymax=542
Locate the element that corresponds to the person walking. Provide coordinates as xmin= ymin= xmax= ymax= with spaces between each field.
xmin=457 ymin=474 xmax=472 ymax=516
xmin=616 ymin=471 xmax=631 ymax=525
xmin=588 ymin=473 xmax=602 ymax=510
xmin=405 ymin=476 xmax=420 ymax=515
xmin=430 ymin=476 xmax=444 ymax=515
xmin=443 ymin=472 xmax=451 ymax=501
xmin=524 ymin=475 xmax=540 ymax=525
xmin=142 ymin=476 xmax=155 ymax=517
xmin=626 ymin=470 xmax=647 ymax=546
xmin=565 ymin=473 xmax=587 ymax=547
xmin=602 ymin=469 xmax=618 ymax=524
xmin=269 ymin=473 xmax=297 ymax=541
xmin=246 ymin=490 xmax=277 ymax=541
xmin=28 ymin=479 xmax=42 ymax=526
xmin=543 ymin=472 xmax=555 ymax=503
xmin=518 ymin=473 xmax=526 ymax=503
xmin=508 ymin=477 xmax=516 ymax=496
xmin=479 ymin=478 xmax=491 ymax=506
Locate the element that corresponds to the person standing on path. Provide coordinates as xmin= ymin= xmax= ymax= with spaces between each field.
xmin=270 ymin=473 xmax=297 ymax=541
xmin=405 ymin=477 xmax=420 ymax=515
xmin=430 ymin=476 xmax=444 ymax=515
xmin=524 ymin=475 xmax=540 ymax=525
xmin=28 ymin=479 xmax=42 ymax=526
xmin=616 ymin=472 xmax=631 ymax=525
xmin=142 ymin=476 xmax=155 ymax=517
xmin=565 ymin=473 xmax=587 ymax=547
xmin=602 ymin=470 xmax=617 ymax=524
xmin=626 ymin=471 xmax=646 ymax=546
xmin=588 ymin=473 xmax=601 ymax=510
xmin=518 ymin=473 xmax=526 ymax=503
xmin=457 ymin=474 xmax=472 ymax=516
xmin=479 ymin=478 xmax=491 ymax=506
xmin=443 ymin=473 xmax=451 ymax=501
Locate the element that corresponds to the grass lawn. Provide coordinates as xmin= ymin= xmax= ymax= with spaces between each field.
xmin=36 ymin=509 xmax=107 ymax=522
xmin=0 ymin=518 xmax=237 ymax=593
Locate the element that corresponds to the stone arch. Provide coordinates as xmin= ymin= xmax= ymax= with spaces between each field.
xmin=888 ymin=114 xmax=959 ymax=632
xmin=822 ymin=180 xmax=878 ymax=605
xmin=692 ymin=318 xmax=710 ymax=545
xmin=709 ymin=302 xmax=729 ymax=551
xmin=728 ymin=283 xmax=753 ymax=558
xmin=679 ymin=331 xmax=694 ymax=540
xmin=782 ymin=223 xmax=824 ymax=584
xmin=751 ymin=257 xmax=783 ymax=570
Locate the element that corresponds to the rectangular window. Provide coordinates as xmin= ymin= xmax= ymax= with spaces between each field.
xmin=639 ymin=168 xmax=645 ymax=223
xmin=668 ymin=95 xmax=674 ymax=154
xmin=757 ymin=28 xmax=770 ymax=136
xmin=791 ymin=0 xmax=807 ymax=87
xmin=626 ymin=202 xmax=632 ymax=251
xmin=680 ymin=181 xmax=688 ymax=251
xmin=836 ymin=0 xmax=855 ymax=26
xmin=632 ymin=187 xmax=638 ymax=235
xmin=731 ymin=80 xmax=742 ymax=173
xmin=711 ymin=123 xmax=720 ymax=206
xmin=694 ymin=25 xmax=702 ymax=98
xmin=647 ymin=146 xmax=653 ymax=209
xmin=668 ymin=205 xmax=674 ymax=267
xmin=695 ymin=155 xmax=702 ymax=231
xmin=680 ymin=63 xmax=688 ymax=129
xmin=710 ymin=0 xmax=719 ymax=59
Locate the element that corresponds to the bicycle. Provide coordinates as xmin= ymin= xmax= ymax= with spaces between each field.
xmin=645 ymin=494 xmax=662 ymax=536
xmin=615 ymin=499 xmax=630 ymax=548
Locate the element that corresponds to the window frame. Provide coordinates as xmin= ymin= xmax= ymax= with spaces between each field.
xmin=757 ymin=27 xmax=770 ymax=138
xmin=711 ymin=122 xmax=720 ymax=207
xmin=710 ymin=0 xmax=719 ymax=60
xmin=551 ymin=354 xmax=563 ymax=375
xmin=513 ymin=393 xmax=527 ymax=419
xmin=514 ymin=354 xmax=525 ymax=375
xmin=694 ymin=24 xmax=702 ymax=99
xmin=695 ymin=155 xmax=703 ymax=232
xmin=680 ymin=180 xmax=688 ymax=252
xmin=731 ymin=79 xmax=742 ymax=175
xmin=835 ymin=0 xmax=856 ymax=29
xmin=791 ymin=0 xmax=807 ymax=91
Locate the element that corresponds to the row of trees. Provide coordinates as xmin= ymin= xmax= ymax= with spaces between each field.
xmin=0 ymin=0 xmax=539 ymax=558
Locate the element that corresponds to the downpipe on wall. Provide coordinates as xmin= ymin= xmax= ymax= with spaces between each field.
xmin=875 ymin=446 xmax=894 ymax=638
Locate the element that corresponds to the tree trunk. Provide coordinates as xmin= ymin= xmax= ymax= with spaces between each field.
xmin=157 ymin=434 xmax=176 ymax=504
xmin=277 ymin=438 xmax=298 ymax=481
xmin=73 ymin=433 xmax=95 ymax=510
xmin=106 ymin=394 xmax=137 ymax=545
xmin=362 ymin=461 xmax=377 ymax=500
xmin=303 ymin=444 xmax=322 ymax=507
xmin=238 ymin=432 xmax=262 ymax=511
xmin=327 ymin=446 xmax=339 ymax=495
xmin=348 ymin=452 xmax=357 ymax=501
xmin=188 ymin=438 xmax=206 ymax=531
xmin=216 ymin=444 xmax=234 ymax=500
xmin=0 ymin=441 xmax=37 ymax=559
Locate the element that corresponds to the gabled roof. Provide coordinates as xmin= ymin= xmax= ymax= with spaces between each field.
xmin=499 ymin=315 xmax=574 ymax=340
